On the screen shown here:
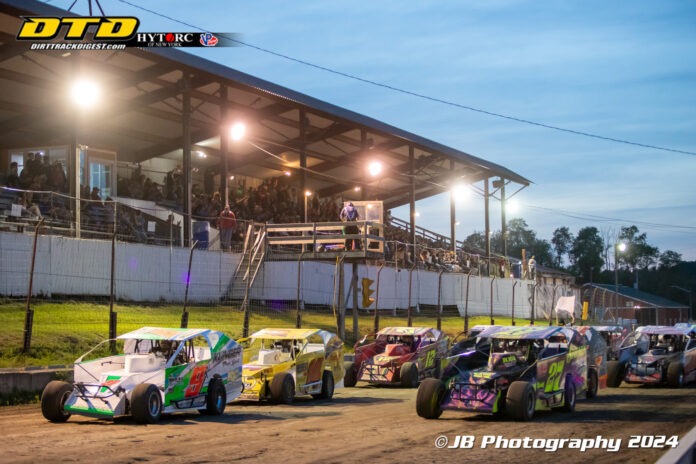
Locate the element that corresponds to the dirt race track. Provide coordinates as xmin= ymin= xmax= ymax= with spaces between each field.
xmin=1 ymin=384 xmax=695 ymax=464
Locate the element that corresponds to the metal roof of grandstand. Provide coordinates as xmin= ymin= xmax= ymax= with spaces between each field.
xmin=0 ymin=0 xmax=530 ymax=209
xmin=590 ymin=284 xmax=688 ymax=309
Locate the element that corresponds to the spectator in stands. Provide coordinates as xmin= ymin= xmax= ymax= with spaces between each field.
xmin=339 ymin=202 xmax=361 ymax=251
xmin=5 ymin=162 xmax=20 ymax=189
xmin=132 ymin=210 xmax=147 ymax=243
xmin=528 ymin=255 xmax=536 ymax=280
xmin=218 ymin=204 xmax=237 ymax=251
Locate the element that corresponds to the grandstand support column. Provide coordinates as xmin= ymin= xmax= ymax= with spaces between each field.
xmin=220 ymin=85 xmax=230 ymax=203
xmin=181 ymin=75 xmax=192 ymax=247
xmin=374 ymin=264 xmax=385 ymax=334
xmin=484 ymin=177 xmax=491 ymax=276
xmin=295 ymin=252 xmax=306 ymax=329
xmin=409 ymin=145 xmax=416 ymax=249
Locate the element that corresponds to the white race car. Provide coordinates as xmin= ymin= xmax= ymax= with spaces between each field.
xmin=41 ymin=327 xmax=243 ymax=424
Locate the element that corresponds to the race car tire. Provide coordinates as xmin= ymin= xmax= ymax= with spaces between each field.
xmin=400 ymin=362 xmax=419 ymax=388
xmin=416 ymin=378 xmax=444 ymax=419
xmin=344 ymin=362 xmax=358 ymax=388
xmin=667 ymin=362 xmax=684 ymax=388
xmin=312 ymin=370 xmax=335 ymax=400
xmin=586 ymin=368 xmax=598 ymax=399
xmin=561 ymin=378 xmax=576 ymax=412
xmin=131 ymin=383 xmax=162 ymax=424
xmin=506 ymin=381 xmax=535 ymax=421
xmin=41 ymin=380 xmax=73 ymax=423
xmin=606 ymin=361 xmax=624 ymax=388
xmin=270 ymin=372 xmax=295 ymax=404
xmin=203 ymin=378 xmax=227 ymax=415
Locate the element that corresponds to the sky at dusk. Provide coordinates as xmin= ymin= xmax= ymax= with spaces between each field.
xmin=47 ymin=0 xmax=696 ymax=261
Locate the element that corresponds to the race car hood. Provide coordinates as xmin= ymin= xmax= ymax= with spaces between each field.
xmin=242 ymin=364 xmax=274 ymax=378
xmin=634 ymin=352 xmax=676 ymax=365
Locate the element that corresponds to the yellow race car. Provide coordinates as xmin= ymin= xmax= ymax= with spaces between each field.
xmin=237 ymin=328 xmax=345 ymax=403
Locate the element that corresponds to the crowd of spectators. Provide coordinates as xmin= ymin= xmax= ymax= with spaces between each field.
xmin=3 ymin=157 xmax=523 ymax=277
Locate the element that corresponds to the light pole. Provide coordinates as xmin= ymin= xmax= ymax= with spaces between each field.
xmin=614 ymin=242 xmax=626 ymax=314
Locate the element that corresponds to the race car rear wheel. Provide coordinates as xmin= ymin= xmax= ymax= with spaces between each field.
xmin=312 ymin=370 xmax=335 ymax=400
xmin=41 ymin=380 xmax=73 ymax=423
xmin=667 ymin=362 xmax=684 ymax=388
xmin=131 ymin=383 xmax=162 ymax=424
xmin=344 ymin=362 xmax=358 ymax=388
xmin=606 ymin=361 xmax=625 ymax=388
xmin=203 ymin=378 xmax=227 ymax=415
xmin=586 ymin=368 xmax=598 ymax=399
xmin=506 ymin=381 xmax=535 ymax=421
xmin=270 ymin=372 xmax=295 ymax=404
xmin=416 ymin=378 xmax=445 ymax=419
xmin=561 ymin=378 xmax=576 ymax=412
xmin=400 ymin=362 xmax=419 ymax=388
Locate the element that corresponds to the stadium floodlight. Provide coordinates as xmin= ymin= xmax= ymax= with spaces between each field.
xmin=452 ymin=183 xmax=469 ymax=201
xmin=368 ymin=160 xmax=383 ymax=177
xmin=230 ymin=122 xmax=246 ymax=141
xmin=70 ymin=79 xmax=100 ymax=109
xmin=506 ymin=198 xmax=520 ymax=214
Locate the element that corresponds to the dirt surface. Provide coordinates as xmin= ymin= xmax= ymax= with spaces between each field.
xmin=1 ymin=384 xmax=695 ymax=464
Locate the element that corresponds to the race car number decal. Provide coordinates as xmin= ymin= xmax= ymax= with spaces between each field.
xmin=424 ymin=350 xmax=436 ymax=368
xmin=185 ymin=365 xmax=208 ymax=397
xmin=545 ymin=360 xmax=566 ymax=393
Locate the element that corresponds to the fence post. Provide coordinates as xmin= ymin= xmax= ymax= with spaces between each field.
xmin=22 ymin=217 xmax=44 ymax=354
xmin=489 ymin=275 xmax=496 ymax=325
xmin=333 ymin=254 xmax=346 ymax=341
xmin=374 ymin=263 xmax=385 ymax=334
xmin=530 ymin=283 xmax=538 ymax=325
xmin=512 ymin=280 xmax=519 ymax=326
xmin=352 ymin=262 xmax=359 ymax=340
xmin=181 ymin=240 xmax=198 ymax=329
xmin=295 ymin=251 xmax=306 ymax=329
xmin=109 ymin=229 xmax=118 ymax=352
xmin=464 ymin=269 xmax=475 ymax=333
xmin=407 ymin=262 xmax=416 ymax=327
xmin=437 ymin=270 xmax=445 ymax=331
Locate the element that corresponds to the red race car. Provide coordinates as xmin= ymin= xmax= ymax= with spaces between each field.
xmin=344 ymin=327 xmax=448 ymax=388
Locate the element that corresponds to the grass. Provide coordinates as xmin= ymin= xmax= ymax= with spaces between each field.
xmin=0 ymin=301 xmax=531 ymax=369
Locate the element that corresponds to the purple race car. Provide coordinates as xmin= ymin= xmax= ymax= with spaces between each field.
xmin=417 ymin=326 xmax=589 ymax=421
xmin=607 ymin=325 xmax=696 ymax=387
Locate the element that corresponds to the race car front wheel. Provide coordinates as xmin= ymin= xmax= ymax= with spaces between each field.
xmin=41 ymin=380 xmax=73 ymax=423
xmin=270 ymin=373 xmax=295 ymax=404
xmin=606 ymin=361 xmax=625 ymax=388
xmin=312 ymin=371 xmax=335 ymax=400
xmin=131 ymin=383 xmax=162 ymax=424
xmin=506 ymin=381 xmax=535 ymax=421
xmin=586 ymin=368 xmax=598 ymax=399
xmin=416 ymin=378 xmax=445 ymax=419
xmin=667 ymin=362 xmax=684 ymax=388
xmin=343 ymin=362 xmax=357 ymax=388
xmin=400 ymin=362 xmax=419 ymax=388
xmin=203 ymin=379 xmax=227 ymax=415
xmin=561 ymin=378 xmax=576 ymax=412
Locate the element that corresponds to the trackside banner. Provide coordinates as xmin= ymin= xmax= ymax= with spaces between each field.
xmin=16 ymin=16 xmax=239 ymax=49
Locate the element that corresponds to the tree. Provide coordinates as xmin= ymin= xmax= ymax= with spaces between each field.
xmin=659 ymin=250 xmax=682 ymax=269
xmin=618 ymin=225 xmax=660 ymax=271
xmin=551 ymin=227 xmax=573 ymax=268
xmin=569 ymin=227 xmax=605 ymax=283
